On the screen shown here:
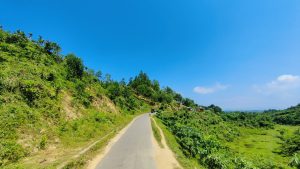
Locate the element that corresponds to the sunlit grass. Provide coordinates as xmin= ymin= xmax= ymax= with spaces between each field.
xmin=227 ymin=125 xmax=299 ymax=168
xmin=151 ymin=117 xmax=164 ymax=148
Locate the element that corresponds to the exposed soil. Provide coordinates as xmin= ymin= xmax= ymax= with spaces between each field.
xmin=152 ymin=118 xmax=182 ymax=169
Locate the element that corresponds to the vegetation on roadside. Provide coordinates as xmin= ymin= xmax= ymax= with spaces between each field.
xmin=150 ymin=117 xmax=164 ymax=148
xmin=0 ymin=28 xmax=190 ymax=168
xmin=154 ymin=117 xmax=204 ymax=169
xmin=156 ymin=106 xmax=300 ymax=169
xmin=1 ymin=27 xmax=300 ymax=169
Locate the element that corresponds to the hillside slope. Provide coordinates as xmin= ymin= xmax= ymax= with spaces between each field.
xmin=0 ymin=28 xmax=197 ymax=168
xmin=0 ymin=28 xmax=143 ymax=168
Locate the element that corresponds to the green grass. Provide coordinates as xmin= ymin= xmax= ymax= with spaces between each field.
xmin=3 ymin=110 xmax=149 ymax=169
xmin=154 ymin=117 xmax=204 ymax=169
xmin=150 ymin=117 xmax=164 ymax=148
xmin=227 ymin=125 xmax=299 ymax=168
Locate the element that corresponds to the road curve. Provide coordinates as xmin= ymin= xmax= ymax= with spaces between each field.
xmin=95 ymin=114 xmax=157 ymax=169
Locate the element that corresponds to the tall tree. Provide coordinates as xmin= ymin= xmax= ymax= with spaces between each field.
xmin=65 ymin=54 xmax=84 ymax=79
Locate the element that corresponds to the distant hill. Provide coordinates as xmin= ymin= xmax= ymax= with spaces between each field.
xmin=264 ymin=104 xmax=300 ymax=125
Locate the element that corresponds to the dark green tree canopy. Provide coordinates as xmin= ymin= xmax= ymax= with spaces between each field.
xmin=65 ymin=54 xmax=84 ymax=79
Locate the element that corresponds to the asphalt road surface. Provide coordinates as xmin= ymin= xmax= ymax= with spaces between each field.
xmin=96 ymin=114 xmax=157 ymax=169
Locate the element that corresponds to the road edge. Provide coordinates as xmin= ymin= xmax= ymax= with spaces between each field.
xmin=151 ymin=116 xmax=182 ymax=169
xmin=86 ymin=113 xmax=145 ymax=169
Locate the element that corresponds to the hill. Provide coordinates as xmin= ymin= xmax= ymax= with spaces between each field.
xmin=1 ymin=27 xmax=299 ymax=169
xmin=264 ymin=104 xmax=300 ymax=125
xmin=0 ymin=28 xmax=195 ymax=168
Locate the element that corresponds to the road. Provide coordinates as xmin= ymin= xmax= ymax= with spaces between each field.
xmin=95 ymin=114 xmax=157 ymax=169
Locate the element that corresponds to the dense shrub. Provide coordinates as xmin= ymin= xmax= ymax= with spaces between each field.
xmin=262 ymin=104 xmax=300 ymax=125
xmin=221 ymin=112 xmax=274 ymax=128
xmin=280 ymin=129 xmax=300 ymax=156
xmin=0 ymin=140 xmax=26 ymax=166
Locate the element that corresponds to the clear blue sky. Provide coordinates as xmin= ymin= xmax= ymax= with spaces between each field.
xmin=1 ymin=0 xmax=300 ymax=110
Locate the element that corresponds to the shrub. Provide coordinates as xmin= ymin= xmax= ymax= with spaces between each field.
xmin=39 ymin=135 xmax=47 ymax=150
xmin=289 ymin=153 xmax=300 ymax=169
xmin=280 ymin=128 xmax=300 ymax=155
xmin=204 ymin=154 xmax=227 ymax=169
xmin=0 ymin=140 xmax=26 ymax=166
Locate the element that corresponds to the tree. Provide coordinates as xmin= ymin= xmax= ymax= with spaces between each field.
xmin=129 ymin=71 xmax=153 ymax=97
xmin=174 ymin=93 xmax=183 ymax=103
xmin=152 ymin=80 xmax=160 ymax=92
xmin=120 ymin=78 xmax=126 ymax=86
xmin=129 ymin=71 xmax=151 ymax=88
xmin=105 ymin=74 xmax=112 ymax=83
xmin=65 ymin=54 xmax=84 ymax=79
xmin=208 ymin=104 xmax=222 ymax=113
xmin=164 ymin=87 xmax=174 ymax=95
xmin=44 ymin=41 xmax=61 ymax=55
xmin=5 ymin=30 xmax=28 ymax=44
xmin=95 ymin=71 xmax=102 ymax=80
xmin=183 ymin=98 xmax=195 ymax=107
xmin=28 ymin=33 xmax=33 ymax=40
xmin=37 ymin=35 xmax=44 ymax=45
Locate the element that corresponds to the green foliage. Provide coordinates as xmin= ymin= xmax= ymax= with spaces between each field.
xmin=0 ymin=28 xmax=152 ymax=167
xmin=39 ymin=135 xmax=47 ymax=150
xmin=157 ymin=110 xmax=231 ymax=167
xmin=157 ymin=109 xmax=299 ymax=168
xmin=154 ymin=118 xmax=204 ymax=169
xmin=207 ymin=104 xmax=222 ymax=113
xmin=0 ymin=140 xmax=26 ymax=166
xmin=233 ymin=157 xmax=255 ymax=169
xmin=44 ymin=41 xmax=61 ymax=56
xmin=65 ymin=54 xmax=84 ymax=79
xmin=182 ymin=98 xmax=195 ymax=107
xmin=265 ymin=104 xmax=300 ymax=125
xmin=128 ymin=71 xmax=156 ymax=98
xmin=1 ymin=27 xmax=299 ymax=169
xmin=128 ymin=71 xmax=195 ymax=107
xmin=221 ymin=112 xmax=274 ymax=128
xmin=280 ymin=128 xmax=300 ymax=156
xmin=289 ymin=154 xmax=300 ymax=169
xmin=151 ymin=118 xmax=163 ymax=148
xmin=204 ymin=154 xmax=227 ymax=169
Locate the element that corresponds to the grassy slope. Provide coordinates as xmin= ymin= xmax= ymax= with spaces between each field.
xmin=150 ymin=117 xmax=164 ymax=148
xmin=227 ymin=125 xmax=299 ymax=168
xmin=0 ymin=29 xmax=150 ymax=168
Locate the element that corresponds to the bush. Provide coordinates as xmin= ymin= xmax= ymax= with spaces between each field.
xmin=204 ymin=154 xmax=227 ymax=169
xmin=289 ymin=153 xmax=300 ymax=169
xmin=0 ymin=140 xmax=26 ymax=166
xmin=280 ymin=129 xmax=300 ymax=155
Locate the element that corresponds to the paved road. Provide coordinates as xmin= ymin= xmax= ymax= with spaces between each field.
xmin=96 ymin=114 xmax=157 ymax=169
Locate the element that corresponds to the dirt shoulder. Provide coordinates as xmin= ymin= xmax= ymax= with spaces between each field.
xmin=151 ymin=116 xmax=182 ymax=169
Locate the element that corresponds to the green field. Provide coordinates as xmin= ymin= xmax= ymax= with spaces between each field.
xmin=227 ymin=125 xmax=299 ymax=168
xmin=157 ymin=109 xmax=300 ymax=169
